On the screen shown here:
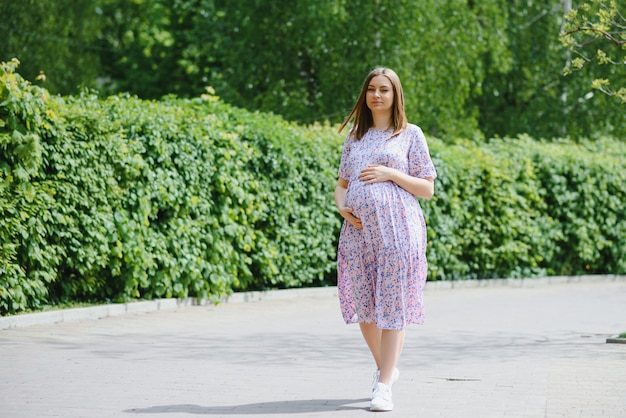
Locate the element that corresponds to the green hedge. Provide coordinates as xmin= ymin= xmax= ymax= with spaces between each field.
xmin=0 ymin=61 xmax=341 ymax=314
xmin=1 ymin=60 xmax=625 ymax=315
xmin=424 ymin=136 xmax=626 ymax=280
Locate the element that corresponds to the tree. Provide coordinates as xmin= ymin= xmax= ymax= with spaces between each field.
xmin=475 ymin=0 xmax=626 ymax=140
xmin=0 ymin=0 xmax=103 ymax=95
xmin=561 ymin=0 xmax=626 ymax=103
xmin=94 ymin=0 xmax=182 ymax=98
xmin=4 ymin=0 xmax=624 ymax=139
xmin=377 ymin=0 xmax=511 ymax=138
xmin=94 ymin=0 xmax=512 ymax=138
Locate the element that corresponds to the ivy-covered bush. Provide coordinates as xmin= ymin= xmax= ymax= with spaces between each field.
xmin=0 ymin=60 xmax=341 ymax=314
xmin=1 ymin=60 xmax=625 ymax=315
xmin=423 ymin=136 xmax=626 ymax=280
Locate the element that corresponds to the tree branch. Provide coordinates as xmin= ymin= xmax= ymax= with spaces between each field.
xmin=564 ymin=26 xmax=625 ymax=46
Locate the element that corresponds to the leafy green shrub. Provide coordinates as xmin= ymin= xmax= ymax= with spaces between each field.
xmin=1 ymin=61 xmax=341 ymax=314
xmin=1 ymin=60 xmax=625 ymax=315
xmin=531 ymin=137 xmax=626 ymax=275
xmin=423 ymin=135 xmax=626 ymax=280
xmin=0 ymin=59 xmax=60 ymax=314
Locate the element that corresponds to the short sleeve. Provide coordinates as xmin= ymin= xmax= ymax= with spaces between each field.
xmin=408 ymin=126 xmax=437 ymax=179
xmin=338 ymin=136 xmax=353 ymax=180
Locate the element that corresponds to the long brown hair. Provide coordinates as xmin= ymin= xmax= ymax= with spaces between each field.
xmin=338 ymin=67 xmax=407 ymax=140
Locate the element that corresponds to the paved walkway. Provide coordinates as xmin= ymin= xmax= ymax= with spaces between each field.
xmin=1 ymin=279 xmax=625 ymax=417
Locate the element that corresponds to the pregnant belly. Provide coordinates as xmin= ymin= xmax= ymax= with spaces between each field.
xmin=345 ymin=181 xmax=394 ymax=219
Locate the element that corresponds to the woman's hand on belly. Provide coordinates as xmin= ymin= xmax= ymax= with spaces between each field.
xmin=358 ymin=164 xmax=396 ymax=184
xmin=335 ymin=179 xmax=363 ymax=230
xmin=359 ymin=164 xmax=434 ymax=198
xmin=338 ymin=206 xmax=363 ymax=230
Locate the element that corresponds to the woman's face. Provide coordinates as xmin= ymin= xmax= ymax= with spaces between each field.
xmin=366 ymin=75 xmax=394 ymax=114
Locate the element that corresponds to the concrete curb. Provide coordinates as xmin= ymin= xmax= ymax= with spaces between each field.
xmin=1 ymin=275 xmax=624 ymax=330
xmin=0 ymin=299 xmax=179 ymax=330
xmin=423 ymin=274 xmax=626 ymax=289
xmin=0 ymin=288 xmax=340 ymax=331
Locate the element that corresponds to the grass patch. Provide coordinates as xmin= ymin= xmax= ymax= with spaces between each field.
xmin=618 ymin=332 xmax=626 ymax=339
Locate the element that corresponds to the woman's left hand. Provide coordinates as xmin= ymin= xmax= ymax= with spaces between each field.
xmin=358 ymin=164 xmax=396 ymax=184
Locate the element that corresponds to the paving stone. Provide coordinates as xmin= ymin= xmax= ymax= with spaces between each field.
xmin=1 ymin=279 xmax=625 ymax=417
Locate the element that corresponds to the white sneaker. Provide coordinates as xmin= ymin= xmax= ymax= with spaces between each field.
xmin=371 ymin=368 xmax=400 ymax=392
xmin=370 ymin=382 xmax=393 ymax=411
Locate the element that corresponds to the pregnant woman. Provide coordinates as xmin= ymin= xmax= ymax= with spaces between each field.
xmin=334 ymin=67 xmax=437 ymax=412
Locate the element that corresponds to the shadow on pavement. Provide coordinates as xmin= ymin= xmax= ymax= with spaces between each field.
xmin=124 ymin=398 xmax=370 ymax=415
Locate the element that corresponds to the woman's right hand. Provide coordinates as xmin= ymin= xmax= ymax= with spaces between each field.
xmin=338 ymin=206 xmax=363 ymax=230
xmin=335 ymin=179 xmax=363 ymax=230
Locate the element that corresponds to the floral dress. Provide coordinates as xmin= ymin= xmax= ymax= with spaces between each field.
xmin=337 ymin=124 xmax=437 ymax=330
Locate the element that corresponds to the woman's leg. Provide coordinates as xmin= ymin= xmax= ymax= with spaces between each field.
xmin=359 ymin=323 xmax=405 ymax=384
xmin=378 ymin=329 xmax=405 ymax=385
xmin=359 ymin=322 xmax=382 ymax=369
